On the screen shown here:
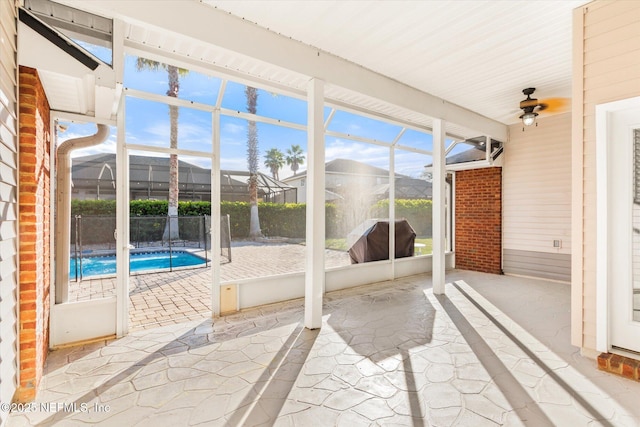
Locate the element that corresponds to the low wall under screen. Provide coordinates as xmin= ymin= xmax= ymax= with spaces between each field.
xmin=227 ymin=253 xmax=454 ymax=312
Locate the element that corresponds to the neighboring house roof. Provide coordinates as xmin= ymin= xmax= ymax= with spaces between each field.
xmin=424 ymin=136 xmax=503 ymax=168
xmin=325 ymin=158 xmax=391 ymax=176
xmin=283 ymin=158 xmax=406 ymax=182
xmin=372 ymin=177 xmax=432 ymax=199
xmin=445 ymin=147 xmax=487 ymax=165
xmin=279 ymin=158 xmax=431 ymax=199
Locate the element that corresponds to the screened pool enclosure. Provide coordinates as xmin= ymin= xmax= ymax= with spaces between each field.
xmin=44 ymin=2 xmax=505 ymax=344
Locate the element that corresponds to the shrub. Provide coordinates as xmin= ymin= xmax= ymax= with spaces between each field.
xmin=371 ymin=199 xmax=433 ymax=236
xmin=71 ymin=199 xmax=116 ymax=215
xmin=69 ymin=199 xmax=432 ymax=240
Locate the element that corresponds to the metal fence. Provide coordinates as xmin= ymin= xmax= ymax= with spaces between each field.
xmin=70 ymin=214 xmax=232 ymax=281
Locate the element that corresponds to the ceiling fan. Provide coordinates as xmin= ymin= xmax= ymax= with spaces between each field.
xmin=518 ymin=87 xmax=568 ymax=127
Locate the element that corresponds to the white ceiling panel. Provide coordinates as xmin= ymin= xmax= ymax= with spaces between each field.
xmin=206 ymin=0 xmax=587 ymax=125
xmin=123 ymin=23 xmax=312 ymax=93
xmin=38 ymin=71 xmax=88 ymax=114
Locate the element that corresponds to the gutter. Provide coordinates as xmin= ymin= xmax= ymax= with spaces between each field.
xmin=55 ymin=124 xmax=110 ymax=303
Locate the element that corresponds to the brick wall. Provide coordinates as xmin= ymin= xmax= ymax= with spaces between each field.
xmin=18 ymin=66 xmax=51 ymax=402
xmin=455 ymin=167 xmax=502 ymax=274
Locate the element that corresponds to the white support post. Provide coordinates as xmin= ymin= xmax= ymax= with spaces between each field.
xmin=389 ymin=146 xmax=396 ymax=279
xmin=305 ymin=78 xmax=325 ymax=330
xmin=115 ymin=96 xmax=129 ymax=337
xmin=432 ymin=119 xmax=446 ymax=294
xmin=211 ymin=109 xmax=221 ymax=317
xmin=114 ymin=19 xmax=128 ymax=337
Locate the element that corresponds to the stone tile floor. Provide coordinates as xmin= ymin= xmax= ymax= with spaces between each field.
xmin=8 ymin=270 xmax=640 ymax=426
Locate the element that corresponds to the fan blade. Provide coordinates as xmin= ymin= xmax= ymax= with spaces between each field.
xmin=520 ymin=97 xmax=569 ymax=112
xmin=520 ymin=99 xmax=539 ymax=109
xmin=538 ymin=97 xmax=569 ymax=113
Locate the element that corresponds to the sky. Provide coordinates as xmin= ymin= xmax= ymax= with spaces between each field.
xmin=60 ymin=45 xmax=468 ymax=181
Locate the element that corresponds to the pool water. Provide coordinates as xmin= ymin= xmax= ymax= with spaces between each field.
xmin=70 ymin=251 xmax=206 ymax=278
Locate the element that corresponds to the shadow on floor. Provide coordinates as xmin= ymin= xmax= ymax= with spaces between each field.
xmin=326 ymin=279 xmax=435 ymax=424
xmin=438 ymin=282 xmax=615 ymax=427
xmin=225 ymin=325 xmax=319 ymax=426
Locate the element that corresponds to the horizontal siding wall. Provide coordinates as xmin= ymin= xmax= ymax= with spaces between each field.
xmin=0 ymin=0 xmax=19 ymax=420
xmin=503 ymin=249 xmax=571 ymax=282
xmin=503 ymin=113 xmax=572 ymax=281
xmin=580 ymin=0 xmax=640 ymax=352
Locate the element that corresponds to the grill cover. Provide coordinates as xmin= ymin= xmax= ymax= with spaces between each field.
xmin=348 ymin=220 xmax=416 ymax=264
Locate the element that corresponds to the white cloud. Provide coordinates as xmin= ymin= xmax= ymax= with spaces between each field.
xmin=128 ymin=120 xmax=213 ymax=151
xmin=69 ymin=143 xmax=116 ymax=158
xmin=143 ymin=122 xmax=170 ymax=140
xmin=347 ymin=123 xmax=362 ymax=132
xmin=325 ymin=139 xmax=388 ymax=168
xmin=126 ymin=132 xmax=166 ymax=148
xmin=223 ymin=122 xmax=245 ymax=135
xmin=181 ymin=157 xmax=212 ymax=169
xmin=394 ymin=151 xmax=431 ymax=178
xmin=57 ymin=125 xmax=117 ymax=158
xmin=220 ymin=157 xmax=247 ymax=171
xmin=221 ymin=134 xmax=244 ymax=147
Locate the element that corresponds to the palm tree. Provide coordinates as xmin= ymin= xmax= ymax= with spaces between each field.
xmin=136 ymin=59 xmax=188 ymax=241
xmin=246 ymin=86 xmax=262 ymax=239
xmin=286 ymin=144 xmax=305 ymax=175
xmin=264 ymin=148 xmax=285 ymax=180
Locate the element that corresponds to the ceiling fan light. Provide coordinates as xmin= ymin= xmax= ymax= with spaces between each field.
xmin=521 ymin=112 xmax=537 ymax=126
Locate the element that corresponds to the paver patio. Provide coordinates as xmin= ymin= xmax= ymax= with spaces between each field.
xmin=68 ymin=242 xmax=351 ymax=329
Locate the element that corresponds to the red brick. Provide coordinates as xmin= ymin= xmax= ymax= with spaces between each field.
xmin=609 ymin=354 xmax=623 ymax=373
xmin=455 ymin=168 xmax=502 ymax=274
xmin=17 ymin=66 xmax=51 ymax=403
xmin=622 ymin=359 xmax=638 ymax=379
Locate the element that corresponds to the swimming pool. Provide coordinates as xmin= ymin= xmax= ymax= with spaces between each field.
xmin=70 ymin=250 xmax=207 ymax=278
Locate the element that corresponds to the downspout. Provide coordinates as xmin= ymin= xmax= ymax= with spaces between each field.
xmin=55 ymin=124 xmax=110 ymax=303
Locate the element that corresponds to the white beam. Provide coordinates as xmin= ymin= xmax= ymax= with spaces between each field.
xmin=389 ymin=146 xmax=396 ymax=280
xmin=211 ymin=109 xmax=221 ymax=317
xmin=391 ymin=129 xmax=406 ymax=146
xmin=324 ymin=108 xmax=336 ymax=130
xmin=325 ymin=130 xmax=393 ymax=148
xmin=125 ymin=88 xmax=307 ymax=131
xmin=60 ymin=0 xmax=508 ymax=141
xmin=571 ymin=6 xmax=585 ymax=349
xmin=432 ymin=119 xmax=446 ymax=295
xmin=115 ymin=96 xmax=129 ymax=337
xmin=305 ymin=78 xmax=325 ymax=330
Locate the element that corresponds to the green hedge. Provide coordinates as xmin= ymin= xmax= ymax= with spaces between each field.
xmin=70 ymin=198 xmax=431 ymax=240
xmin=371 ymin=199 xmax=433 ymax=236
xmin=71 ymin=200 xmax=309 ymax=239
xmin=71 ymin=199 xmax=116 ymax=215
xmin=71 ymin=200 xmax=214 ymax=216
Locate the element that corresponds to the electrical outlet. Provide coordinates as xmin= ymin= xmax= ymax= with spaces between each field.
xmin=553 ymin=240 xmax=562 ymax=248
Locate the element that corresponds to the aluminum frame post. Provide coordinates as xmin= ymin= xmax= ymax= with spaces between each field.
xmin=305 ymin=78 xmax=325 ymax=329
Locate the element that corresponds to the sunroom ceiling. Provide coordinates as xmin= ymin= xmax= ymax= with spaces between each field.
xmin=123 ymin=22 xmax=475 ymax=137
xmin=57 ymin=0 xmax=586 ymax=140
xmin=206 ymin=0 xmax=588 ymax=126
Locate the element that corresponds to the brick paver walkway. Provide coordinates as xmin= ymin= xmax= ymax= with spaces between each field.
xmin=68 ymin=242 xmax=351 ymax=330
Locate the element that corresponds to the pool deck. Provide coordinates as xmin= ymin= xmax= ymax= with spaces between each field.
xmin=68 ymin=241 xmax=351 ymax=330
